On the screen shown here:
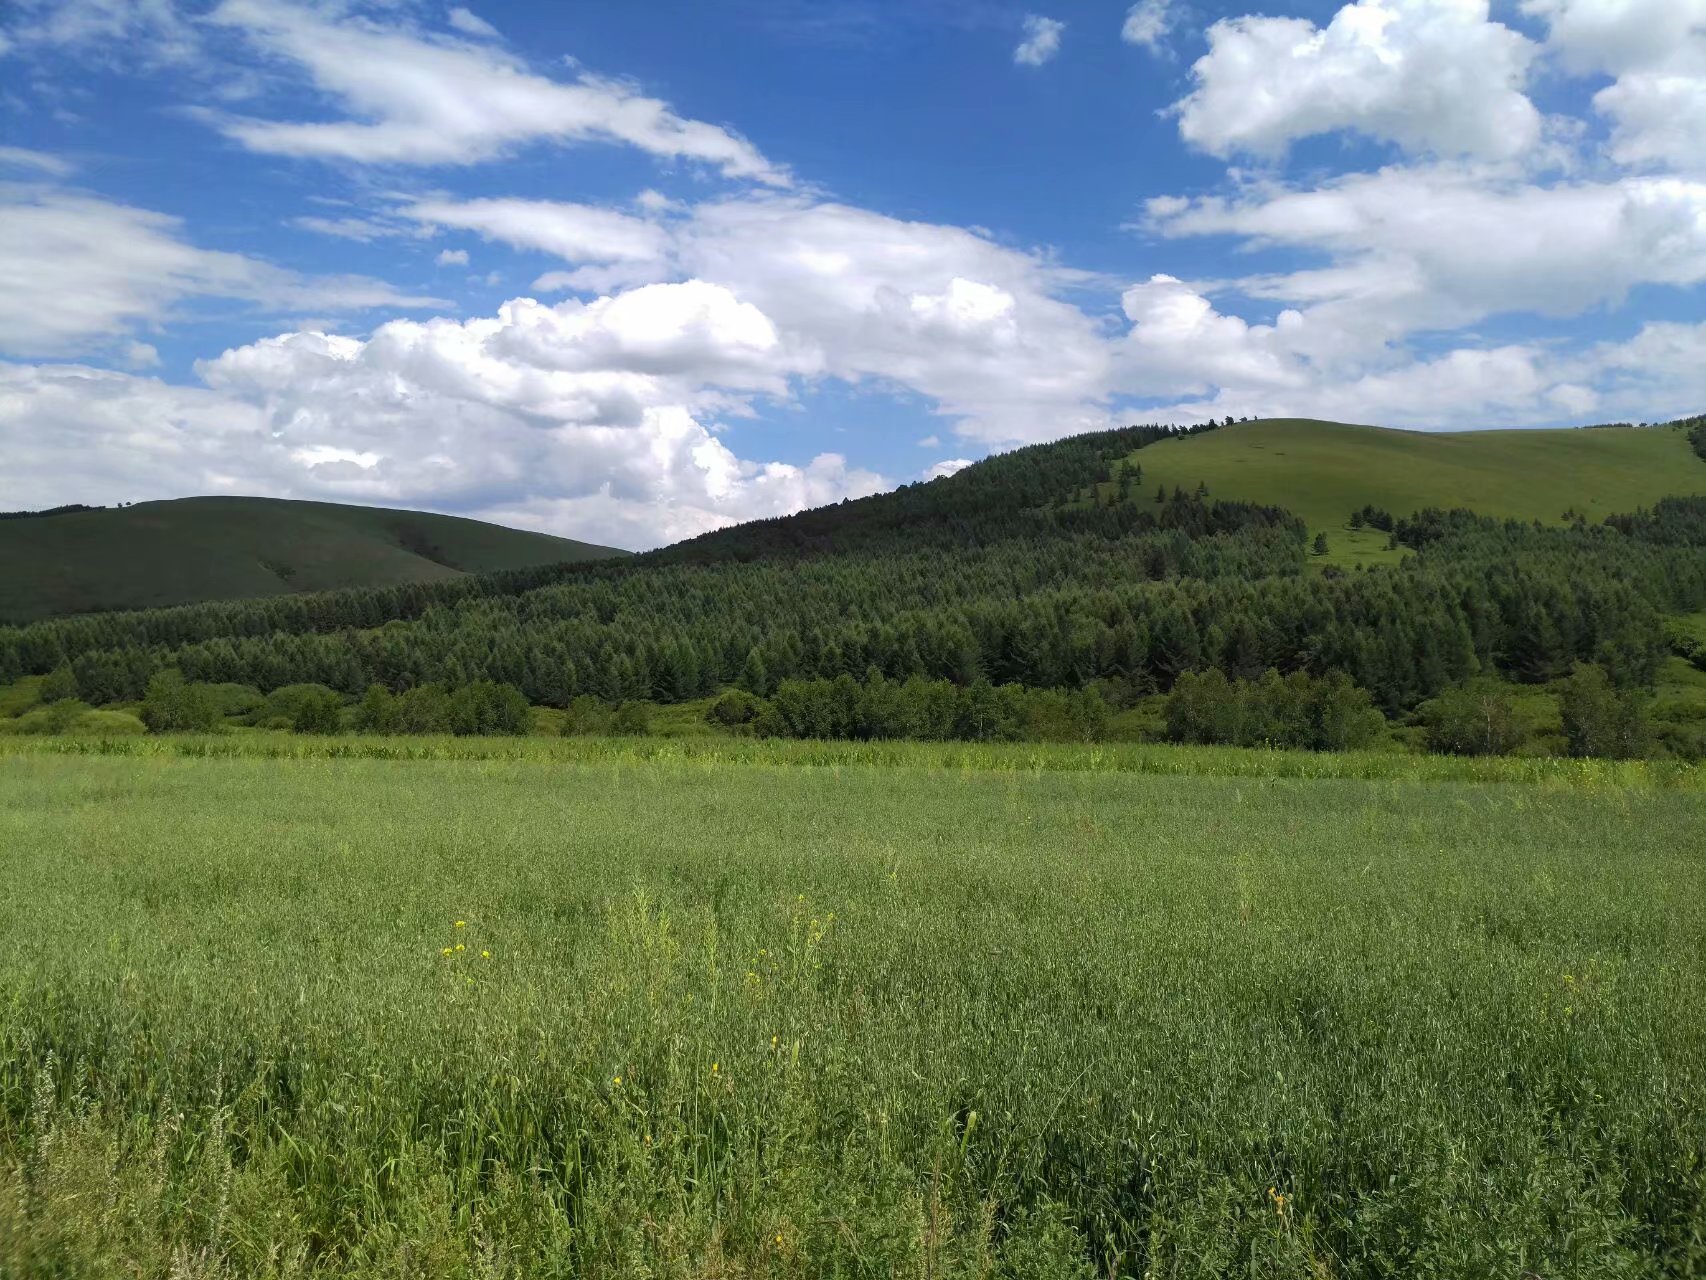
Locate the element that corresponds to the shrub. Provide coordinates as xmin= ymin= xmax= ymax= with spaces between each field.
xmin=140 ymin=670 xmax=220 ymax=734
xmin=707 ymin=689 xmax=768 ymax=730
xmin=290 ymin=688 xmax=345 ymax=735
xmin=447 ymin=681 xmax=531 ymax=736
xmin=39 ymin=665 xmax=78 ymax=704
xmin=561 ymin=695 xmax=613 ymax=736
xmin=1165 ymin=669 xmax=1385 ymax=751
xmin=1420 ymin=679 xmax=1527 ymax=756
xmin=610 ymin=701 xmax=652 ymax=735
xmin=354 ymin=685 xmax=398 ymax=733
xmin=394 ymin=684 xmax=453 ymax=734
xmin=1559 ymin=663 xmax=1650 ymax=759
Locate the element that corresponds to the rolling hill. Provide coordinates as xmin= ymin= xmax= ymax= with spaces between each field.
xmin=1113 ymin=418 xmax=1706 ymax=566
xmin=0 ymin=496 xmax=626 ymax=622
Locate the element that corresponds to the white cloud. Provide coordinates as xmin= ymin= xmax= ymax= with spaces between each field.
xmin=0 ymin=187 xmax=448 ymax=358
xmin=0 ymin=0 xmax=199 ymax=64
xmin=0 ymin=278 xmax=884 ymax=546
xmin=1524 ymin=0 xmax=1706 ymax=173
xmin=121 ymin=340 xmax=161 ymax=369
xmin=435 ymin=248 xmax=470 ymax=266
xmin=670 ymin=195 xmax=1116 ymax=444
xmin=446 ymin=7 xmax=500 ymax=40
xmin=1145 ymin=167 xmax=1706 ymax=344
xmin=0 ymin=275 xmax=890 ymax=548
xmin=1014 ymin=15 xmax=1065 ymax=66
xmin=924 ymin=458 xmax=974 ymax=480
xmin=291 ymin=214 xmax=410 ymax=242
xmin=204 ymin=0 xmax=788 ymax=183
xmin=0 ymin=146 xmax=73 ymax=176
xmin=1174 ymin=0 xmax=1542 ymax=160
xmin=405 ymin=197 xmax=671 ymax=280
xmin=1122 ymin=0 xmax=1176 ymax=52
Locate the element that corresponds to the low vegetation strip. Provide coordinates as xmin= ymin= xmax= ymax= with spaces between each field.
xmin=2 ymin=729 xmax=1700 ymax=789
xmin=2 ymin=753 xmax=1702 ymax=1276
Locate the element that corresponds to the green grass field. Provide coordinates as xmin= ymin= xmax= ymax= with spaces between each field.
xmin=0 ymin=496 xmax=626 ymax=622
xmin=3 ymin=744 xmax=1703 ymax=1277
xmin=1114 ymin=419 xmax=1706 ymax=567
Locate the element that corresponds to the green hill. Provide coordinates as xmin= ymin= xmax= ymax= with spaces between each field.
xmin=0 ymin=496 xmax=626 ymax=622
xmin=1113 ymin=418 xmax=1706 ymax=566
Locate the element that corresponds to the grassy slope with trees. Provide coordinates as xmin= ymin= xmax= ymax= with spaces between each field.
xmin=1118 ymin=417 xmax=1706 ymax=567
xmin=0 ymin=496 xmax=626 ymax=622
xmin=3 ymin=417 xmax=1706 ymax=759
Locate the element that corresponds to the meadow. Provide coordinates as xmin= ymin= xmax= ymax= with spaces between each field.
xmin=1120 ymin=419 xmax=1706 ymax=568
xmin=2 ymin=742 xmax=1704 ymax=1277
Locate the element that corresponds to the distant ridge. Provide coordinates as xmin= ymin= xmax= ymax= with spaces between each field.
xmin=0 ymin=495 xmax=626 ymax=622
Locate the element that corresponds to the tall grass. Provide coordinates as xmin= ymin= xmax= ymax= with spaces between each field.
xmin=2 ymin=729 xmax=1699 ymax=790
xmin=1 ymin=752 xmax=1703 ymax=1276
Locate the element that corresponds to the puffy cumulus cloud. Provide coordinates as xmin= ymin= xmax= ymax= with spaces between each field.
xmin=0 ymin=186 xmax=447 ymax=357
xmin=418 ymin=190 xmax=1121 ymax=445
xmin=1174 ymin=0 xmax=1542 ymax=160
xmin=671 ymin=196 xmax=1117 ymax=444
xmin=1523 ymin=0 xmax=1706 ymax=173
xmin=204 ymin=0 xmax=787 ymax=182
xmin=1146 ymin=167 xmax=1706 ymax=341
xmin=1120 ymin=275 xmax=1311 ymax=394
xmin=1121 ymin=0 xmax=1177 ymax=52
xmin=1014 ymin=15 xmax=1065 ymax=66
xmin=435 ymin=248 xmax=469 ymax=266
xmin=923 ymin=458 xmax=974 ymax=480
xmin=0 ymin=281 xmax=884 ymax=547
xmin=0 ymin=362 xmax=274 ymax=506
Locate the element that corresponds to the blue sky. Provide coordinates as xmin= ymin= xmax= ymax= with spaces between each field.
xmin=2 ymin=0 xmax=1703 ymax=548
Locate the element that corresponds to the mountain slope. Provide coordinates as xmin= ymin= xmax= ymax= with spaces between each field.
xmin=1115 ymin=418 xmax=1706 ymax=566
xmin=0 ymin=496 xmax=625 ymax=622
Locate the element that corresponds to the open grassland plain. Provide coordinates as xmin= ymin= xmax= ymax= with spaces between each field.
xmin=1120 ymin=419 xmax=1706 ymax=568
xmin=2 ymin=747 xmax=1705 ymax=1278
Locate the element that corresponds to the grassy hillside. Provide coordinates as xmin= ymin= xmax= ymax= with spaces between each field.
xmin=0 ymin=496 xmax=625 ymax=621
xmin=1115 ymin=418 xmax=1706 ymax=566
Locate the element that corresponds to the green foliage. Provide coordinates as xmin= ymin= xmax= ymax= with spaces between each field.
xmin=1685 ymin=414 xmax=1706 ymax=463
xmin=0 ymin=495 xmax=626 ymax=623
xmin=1559 ymin=663 xmax=1651 ymax=759
xmin=3 ymin=425 xmax=1706 ymax=764
xmin=1165 ymin=668 xmax=1386 ymax=751
xmin=560 ymin=694 xmax=614 ymax=736
xmin=291 ymin=687 xmax=345 ymax=734
xmin=1420 ymin=678 xmax=1529 ymax=756
xmin=260 ymin=683 xmax=345 ymax=733
xmin=1 ymin=698 xmax=90 ymax=735
xmin=139 ymin=669 xmax=220 ymax=734
xmin=354 ymin=683 xmax=397 ymax=732
xmin=38 ymin=663 xmax=77 ymax=702
xmin=0 ymin=751 xmax=1703 ymax=1273
xmin=609 ymin=700 xmax=652 ymax=735
xmin=1311 ymin=531 xmax=1329 ymax=555
xmin=447 ymin=680 xmax=531 ymax=736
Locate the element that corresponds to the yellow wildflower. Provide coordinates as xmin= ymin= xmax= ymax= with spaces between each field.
xmin=454 ymin=920 xmax=466 ymax=929
xmin=480 ymin=950 xmax=491 ymax=959
xmin=455 ymin=943 xmax=465 ymax=953
xmin=441 ymin=947 xmax=453 ymax=956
